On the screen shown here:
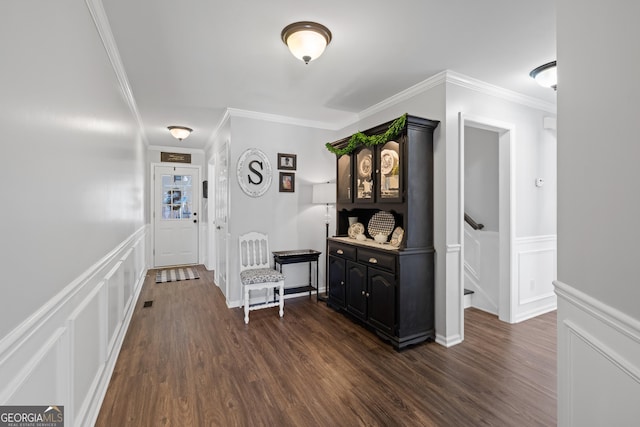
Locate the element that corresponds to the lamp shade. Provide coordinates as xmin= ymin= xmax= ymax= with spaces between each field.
xmin=281 ymin=22 xmax=332 ymax=64
xmin=312 ymin=182 xmax=336 ymax=204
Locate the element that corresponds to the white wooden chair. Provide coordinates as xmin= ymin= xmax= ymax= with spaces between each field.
xmin=238 ymin=231 xmax=285 ymax=324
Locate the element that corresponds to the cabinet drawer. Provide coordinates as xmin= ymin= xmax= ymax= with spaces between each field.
xmin=328 ymin=241 xmax=357 ymax=260
xmin=357 ymin=248 xmax=396 ymax=272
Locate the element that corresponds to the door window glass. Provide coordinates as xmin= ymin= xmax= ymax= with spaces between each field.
xmin=162 ymin=174 xmax=193 ymax=219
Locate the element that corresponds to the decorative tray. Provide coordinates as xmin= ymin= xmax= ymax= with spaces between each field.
xmin=367 ymin=211 xmax=395 ymax=238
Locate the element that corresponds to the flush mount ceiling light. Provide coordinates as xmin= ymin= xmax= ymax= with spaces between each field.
xmin=281 ymin=21 xmax=332 ymax=64
xmin=167 ymin=126 xmax=193 ymax=141
xmin=530 ymin=61 xmax=557 ymax=90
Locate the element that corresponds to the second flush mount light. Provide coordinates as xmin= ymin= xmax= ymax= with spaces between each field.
xmin=530 ymin=61 xmax=557 ymax=90
xmin=167 ymin=126 xmax=193 ymax=141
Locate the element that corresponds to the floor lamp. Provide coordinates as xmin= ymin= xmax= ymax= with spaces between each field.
xmin=312 ymin=182 xmax=336 ymax=302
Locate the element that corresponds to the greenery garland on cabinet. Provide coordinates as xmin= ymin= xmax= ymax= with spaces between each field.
xmin=325 ymin=114 xmax=407 ymax=156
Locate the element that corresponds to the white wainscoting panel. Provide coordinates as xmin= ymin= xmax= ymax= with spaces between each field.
xmin=68 ymin=282 xmax=104 ymax=427
xmin=105 ymin=261 xmax=124 ymax=358
xmin=463 ymin=226 xmax=499 ymax=314
xmin=0 ymin=225 xmax=149 ymax=427
xmin=513 ymin=235 xmax=557 ymax=322
xmin=555 ymin=281 xmax=640 ymax=426
xmin=121 ymin=247 xmax=135 ymax=317
xmin=0 ymin=327 xmax=67 ymax=405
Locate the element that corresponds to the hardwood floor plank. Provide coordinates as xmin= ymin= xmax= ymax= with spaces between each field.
xmin=96 ymin=265 xmax=556 ymax=426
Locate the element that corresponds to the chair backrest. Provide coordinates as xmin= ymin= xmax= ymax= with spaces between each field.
xmin=238 ymin=231 xmax=272 ymax=272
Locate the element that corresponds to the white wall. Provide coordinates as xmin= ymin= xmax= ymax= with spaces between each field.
xmin=342 ymin=74 xmax=557 ymax=343
xmin=465 ymin=126 xmax=499 ymax=232
xmin=0 ymin=1 xmax=147 ymax=425
xmin=214 ymin=114 xmax=336 ymax=306
xmin=447 ymin=80 xmax=557 ymax=336
xmin=344 ymin=81 xmax=449 ymax=340
xmin=447 ymin=83 xmax=557 ymax=238
xmin=556 ymin=1 xmax=640 ymax=424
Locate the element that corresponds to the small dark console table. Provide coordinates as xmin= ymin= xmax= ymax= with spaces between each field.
xmin=272 ymin=250 xmax=321 ymax=301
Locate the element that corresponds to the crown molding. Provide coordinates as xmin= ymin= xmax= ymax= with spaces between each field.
xmin=445 ymin=70 xmax=557 ymax=114
xmin=147 ymin=145 xmax=205 ymax=155
xmin=204 ymin=109 xmax=232 ymax=153
xmin=227 ymin=108 xmax=347 ymax=131
xmin=85 ymin=0 xmax=149 ymax=146
xmin=358 ymin=71 xmax=448 ymax=121
xmin=220 ymin=68 xmax=556 ymax=136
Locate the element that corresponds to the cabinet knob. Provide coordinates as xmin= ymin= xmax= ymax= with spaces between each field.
xmin=366 ymin=293 xmax=370 ymax=297
xmin=369 ymin=257 xmax=378 ymax=264
xmin=361 ymin=290 xmax=365 ymax=295
xmin=337 ymin=249 xmax=344 ymax=255
xmin=340 ymin=281 xmax=344 ymax=285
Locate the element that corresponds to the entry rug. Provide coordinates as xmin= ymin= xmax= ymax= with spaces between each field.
xmin=156 ymin=267 xmax=200 ymax=283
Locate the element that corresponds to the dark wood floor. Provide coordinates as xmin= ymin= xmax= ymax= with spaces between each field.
xmin=96 ymin=265 xmax=556 ymax=426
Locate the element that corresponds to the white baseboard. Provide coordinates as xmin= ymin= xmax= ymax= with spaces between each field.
xmin=555 ymin=280 xmax=640 ymax=426
xmin=436 ymin=333 xmax=463 ymax=348
xmin=513 ymin=300 xmax=557 ymax=323
xmin=0 ymin=225 xmax=149 ymax=427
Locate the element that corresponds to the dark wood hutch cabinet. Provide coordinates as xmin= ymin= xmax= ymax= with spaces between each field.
xmin=327 ymin=115 xmax=439 ymax=349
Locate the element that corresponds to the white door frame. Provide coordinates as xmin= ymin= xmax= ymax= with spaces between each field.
xmin=212 ymin=142 xmax=230 ymax=300
xmin=150 ymin=162 xmax=202 ymax=267
xmin=458 ymin=112 xmax=516 ymax=340
xmin=206 ymin=162 xmax=215 ymax=271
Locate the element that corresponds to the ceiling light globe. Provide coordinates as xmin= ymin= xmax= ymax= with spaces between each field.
xmin=167 ymin=126 xmax=193 ymax=141
xmin=534 ymin=66 xmax=557 ymax=89
xmin=286 ymin=30 xmax=327 ymax=64
xmin=281 ymin=22 xmax=332 ymax=64
xmin=530 ymin=61 xmax=557 ymax=90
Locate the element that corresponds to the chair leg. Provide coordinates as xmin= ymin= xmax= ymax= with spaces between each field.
xmin=244 ymin=286 xmax=250 ymax=324
xmin=278 ymin=282 xmax=284 ymax=318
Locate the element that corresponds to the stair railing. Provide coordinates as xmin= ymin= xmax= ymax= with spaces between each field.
xmin=464 ymin=213 xmax=484 ymax=230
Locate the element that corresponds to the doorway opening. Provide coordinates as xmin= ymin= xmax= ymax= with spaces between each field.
xmin=459 ymin=113 xmax=515 ymax=341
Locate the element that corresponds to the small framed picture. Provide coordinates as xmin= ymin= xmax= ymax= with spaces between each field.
xmin=279 ymin=172 xmax=295 ymax=192
xmin=278 ymin=153 xmax=297 ymax=170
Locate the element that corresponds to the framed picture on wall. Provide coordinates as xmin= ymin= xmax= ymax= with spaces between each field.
xmin=279 ymin=172 xmax=295 ymax=192
xmin=278 ymin=153 xmax=297 ymax=170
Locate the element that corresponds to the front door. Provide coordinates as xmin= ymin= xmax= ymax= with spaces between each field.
xmin=154 ymin=164 xmax=200 ymax=267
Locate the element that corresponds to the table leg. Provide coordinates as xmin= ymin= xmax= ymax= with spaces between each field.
xmin=308 ymin=262 xmax=312 ymax=298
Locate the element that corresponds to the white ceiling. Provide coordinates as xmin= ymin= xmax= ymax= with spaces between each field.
xmin=102 ymin=0 xmax=556 ymax=149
